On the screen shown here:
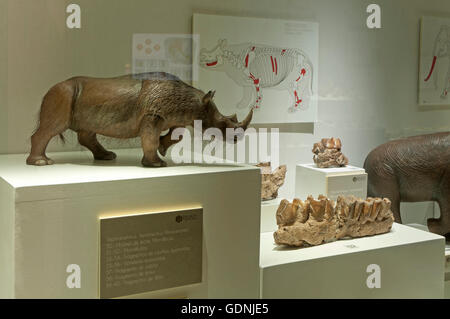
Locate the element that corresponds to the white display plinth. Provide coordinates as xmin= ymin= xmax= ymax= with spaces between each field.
xmin=260 ymin=198 xmax=282 ymax=233
xmin=260 ymin=223 xmax=445 ymax=298
xmin=446 ymin=244 xmax=450 ymax=299
xmin=295 ymin=164 xmax=367 ymax=200
xmin=0 ymin=149 xmax=261 ymax=299
xmin=407 ymin=223 xmax=450 ymax=299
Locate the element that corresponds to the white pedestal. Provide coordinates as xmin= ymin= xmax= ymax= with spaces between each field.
xmin=446 ymin=245 xmax=450 ymax=299
xmin=295 ymin=164 xmax=367 ymax=200
xmin=260 ymin=198 xmax=282 ymax=233
xmin=0 ymin=149 xmax=261 ymax=299
xmin=260 ymin=223 xmax=445 ymax=298
xmin=407 ymin=223 xmax=450 ymax=299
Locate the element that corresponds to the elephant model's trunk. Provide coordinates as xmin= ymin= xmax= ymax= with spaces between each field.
xmin=424 ymin=56 xmax=437 ymax=82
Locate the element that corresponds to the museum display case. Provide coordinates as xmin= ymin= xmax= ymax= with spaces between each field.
xmin=0 ymin=0 xmax=449 ymax=302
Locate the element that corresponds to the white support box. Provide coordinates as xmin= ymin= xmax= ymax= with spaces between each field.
xmin=295 ymin=164 xmax=367 ymax=200
xmin=0 ymin=149 xmax=261 ymax=299
xmin=446 ymin=245 xmax=450 ymax=299
xmin=260 ymin=223 xmax=445 ymax=298
xmin=407 ymin=224 xmax=450 ymax=299
xmin=260 ymin=198 xmax=282 ymax=233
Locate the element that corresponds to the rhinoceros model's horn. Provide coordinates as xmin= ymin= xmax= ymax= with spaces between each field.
xmin=237 ymin=108 xmax=253 ymax=130
xmin=424 ymin=56 xmax=437 ymax=82
xmin=202 ymin=90 xmax=216 ymax=104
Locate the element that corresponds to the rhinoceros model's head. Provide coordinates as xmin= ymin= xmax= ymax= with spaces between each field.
xmin=199 ymin=39 xmax=228 ymax=70
xmin=425 ymin=26 xmax=450 ymax=82
xmin=201 ymin=90 xmax=253 ymax=141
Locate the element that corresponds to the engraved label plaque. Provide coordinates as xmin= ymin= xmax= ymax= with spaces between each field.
xmin=99 ymin=208 xmax=203 ymax=298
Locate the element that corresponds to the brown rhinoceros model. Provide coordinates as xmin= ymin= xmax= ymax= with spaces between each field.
xmin=364 ymin=132 xmax=450 ymax=236
xmin=27 ymin=72 xmax=253 ymax=167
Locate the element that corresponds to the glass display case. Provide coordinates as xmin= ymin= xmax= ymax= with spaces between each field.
xmin=0 ymin=0 xmax=449 ymax=301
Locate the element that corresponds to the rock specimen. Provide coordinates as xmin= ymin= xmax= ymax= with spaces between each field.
xmin=364 ymin=132 xmax=450 ymax=236
xmin=312 ymin=137 xmax=348 ymax=168
xmin=257 ymin=162 xmax=287 ymax=201
xmin=274 ymin=195 xmax=394 ymax=247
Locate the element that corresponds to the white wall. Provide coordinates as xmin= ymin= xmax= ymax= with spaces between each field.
xmin=1 ymin=0 xmax=449 ymax=223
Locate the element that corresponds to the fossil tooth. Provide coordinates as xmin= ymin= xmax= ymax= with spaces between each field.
xmin=369 ymin=198 xmax=382 ymax=221
xmin=276 ymin=199 xmax=295 ymax=225
xmin=359 ymin=200 xmax=373 ymax=223
xmin=293 ymin=198 xmax=309 ymax=223
xmin=312 ymin=137 xmax=349 ymax=168
xmin=377 ymin=198 xmax=392 ymax=220
xmin=308 ymin=198 xmax=326 ymax=221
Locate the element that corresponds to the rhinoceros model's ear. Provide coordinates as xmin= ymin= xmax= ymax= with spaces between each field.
xmin=202 ymin=90 xmax=216 ymax=104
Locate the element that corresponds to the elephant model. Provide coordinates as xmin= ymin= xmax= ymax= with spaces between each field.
xmin=364 ymin=132 xmax=450 ymax=236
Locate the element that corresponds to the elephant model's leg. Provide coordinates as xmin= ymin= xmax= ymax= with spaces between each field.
xmin=158 ymin=127 xmax=183 ymax=157
xmin=26 ymin=84 xmax=73 ymax=166
xmin=77 ymin=131 xmax=116 ymax=160
xmin=368 ymin=176 xmax=402 ymax=223
xmin=428 ymin=170 xmax=450 ymax=236
xmin=140 ymin=115 xmax=166 ymax=167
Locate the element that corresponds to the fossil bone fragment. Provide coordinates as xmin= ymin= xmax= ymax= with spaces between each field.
xmin=257 ymin=162 xmax=287 ymax=201
xmin=274 ymin=195 xmax=394 ymax=247
xmin=312 ymin=137 xmax=348 ymax=168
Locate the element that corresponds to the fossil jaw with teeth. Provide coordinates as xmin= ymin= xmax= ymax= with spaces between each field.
xmin=274 ymin=195 xmax=394 ymax=247
xmin=312 ymin=137 xmax=349 ymax=168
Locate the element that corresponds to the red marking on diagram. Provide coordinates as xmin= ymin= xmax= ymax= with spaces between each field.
xmin=296 ymin=69 xmax=306 ymax=82
xmin=294 ymin=91 xmax=302 ymax=106
xmin=249 ymin=73 xmax=259 ymax=85
xmin=270 ymin=56 xmax=278 ymax=74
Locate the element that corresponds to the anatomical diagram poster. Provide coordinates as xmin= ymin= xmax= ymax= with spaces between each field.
xmin=419 ymin=16 xmax=450 ymax=106
xmin=133 ymin=33 xmax=199 ymax=83
xmin=193 ymin=14 xmax=318 ymax=124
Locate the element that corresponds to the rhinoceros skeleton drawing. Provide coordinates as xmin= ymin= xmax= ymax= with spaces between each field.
xmin=200 ymin=39 xmax=314 ymax=111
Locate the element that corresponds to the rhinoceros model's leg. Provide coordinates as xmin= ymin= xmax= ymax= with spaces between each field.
xmin=427 ymin=171 xmax=450 ymax=236
xmin=27 ymin=128 xmax=57 ymax=166
xmin=26 ymin=83 xmax=73 ymax=166
xmin=140 ymin=115 xmax=166 ymax=167
xmin=77 ymin=131 xmax=117 ymax=160
xmin=158 ymin=127 xmax=183 ymax=157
